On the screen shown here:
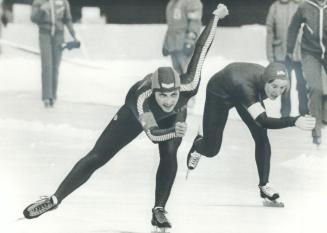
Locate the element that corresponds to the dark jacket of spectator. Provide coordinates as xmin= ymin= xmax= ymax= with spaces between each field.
xmin=31 ymin=0 xmax=75 ymax=36
xmin=287 ymin=0 xmax=327 ymax=59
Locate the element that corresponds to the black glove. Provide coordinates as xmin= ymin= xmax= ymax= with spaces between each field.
xmin=1 ymin=14 xmax=8 ymax=27
xmin=61 ymin=40 xmax=81 ymax=50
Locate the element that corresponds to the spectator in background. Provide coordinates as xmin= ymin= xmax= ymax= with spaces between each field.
xmin=31 ymin=0 xmax=79 ymax=108
xmin=266 ymin=0 xmax=308 ymax=117
xmin=0 ymin=0 xmax=2 ymax=55
xmin=162 ymin=0 xmax=203 ymax=75
xmin=0 ymin=0 xmax=8 ymax=54
xmin=287 ymin=0 xmax=327 ymax=146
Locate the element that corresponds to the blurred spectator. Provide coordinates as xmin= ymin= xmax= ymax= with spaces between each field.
xmin=0 ymin=0 xmax=2 ymax=55
xmin=287 ymin=0 xmax=327 ymax=145
xmin=162 ymin=0 xmax=203 ymax=75
xmin=266 ymin=0 xmax=308 ymax=117
xmin=0 ymin=0 xmax=8 ymax=54
xmin=31 ymin=0 xmax=78 ymax=108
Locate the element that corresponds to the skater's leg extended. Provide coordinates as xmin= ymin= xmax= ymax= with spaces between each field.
xmin=235 ymin=106 xmax=283 ymax=207
xmin=155 ymin=138 xmax=181 ymax=208
xmin=200 ymin=93 xmax=229 ymax=157
xmin=151 ymin=115 xmax=183 ymax=229
xmin=54 ymin=106 xmax=142 ymax=202
xmin=235 ymin=105 xmax=271 ymax=186
xmin=187 ymin=91 xmax=229 ymax=169
xmin=253 ymin=130 xmax=271 ymax=187
xmin=23 ymin=106 xmax=142 ymax=219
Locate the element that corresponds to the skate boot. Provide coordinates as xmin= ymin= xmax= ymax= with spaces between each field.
xmin=186 ymin=135 xmax=203 ymax=179
xmin=151 ymin=207 xmax=171 ymax=232
xmin=187 ymin=135 xmax=204 ymax=170
xmin=259 ymin=183 xmax=284 ymax=208
xmin=23 ymin=195 xmax=59 ymax=219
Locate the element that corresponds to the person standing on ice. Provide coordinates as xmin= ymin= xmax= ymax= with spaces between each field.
xmin=265 ymin=0 xmax=308 ymax=118
xmin=287 ymin=0 xmax=327 ymax=146
xmin=31 ymin=0 xmax=79 ymax=108
xmin=22 ymin=4 xmax=229 ymax=230
xmin=186 ymin=62 xmax=316 ymax=207
xmin=0 ymin=0 xmax=9 ymax=54
xmin=162 ymin=0 xmax=203 ymax=75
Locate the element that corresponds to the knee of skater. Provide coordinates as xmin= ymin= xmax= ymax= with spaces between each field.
xmin=160 ymin=150 xmax=178 ymax=164
xmin=86 ymin=151 xmax=109 ymax=167
xmin=159 ymin=157 xmax=178 ymax=170
xmin=205 ymin=147 xmax=219 ymax=158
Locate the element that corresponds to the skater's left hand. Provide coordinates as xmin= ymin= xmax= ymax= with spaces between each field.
xmin=295 ymin=115 xmax=316 ymax=130
xmin=175 ymin=122 xmax=187 ymax=137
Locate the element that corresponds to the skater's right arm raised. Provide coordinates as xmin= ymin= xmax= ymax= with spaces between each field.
xmin=180 ymin=4 xmax=229 ymax=95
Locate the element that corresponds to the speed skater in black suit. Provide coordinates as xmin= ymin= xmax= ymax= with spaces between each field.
xmin=187 ymin=62 xmax=316 ymax=207
xmin=22 ymin=3 xmax=229 ymax=230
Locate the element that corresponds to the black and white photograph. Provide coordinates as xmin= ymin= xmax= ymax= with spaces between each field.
xmin=0 ymin=1 xmax=326 ymax=233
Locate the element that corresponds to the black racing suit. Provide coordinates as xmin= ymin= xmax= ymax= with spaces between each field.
xmin=53 ymin=13 xmax=221 ymax=209
xmin=194 ymin=62 xmax=299 ymax=186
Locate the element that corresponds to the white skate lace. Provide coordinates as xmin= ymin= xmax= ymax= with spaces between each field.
xmin=260 ymin=183 xmax=278 ymax=197
xmin=27 ymin=196 xmax=57 ymax=217
xmin=188 ymin=151 xmax=202 ymax=169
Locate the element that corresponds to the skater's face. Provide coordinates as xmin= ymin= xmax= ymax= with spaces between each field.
xmin=264 ymin=79 xmax=289 ymax=100
xmin=154 ymin=90 xmax=180 ymax=112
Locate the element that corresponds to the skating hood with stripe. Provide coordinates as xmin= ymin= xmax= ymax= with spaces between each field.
xmin=207 ymin=62 xmax=298 ymax=129
xmin=124 ymin=12 xmax=221 ymax=143
xmin=125 ymin=73 xmax=195 ymax=121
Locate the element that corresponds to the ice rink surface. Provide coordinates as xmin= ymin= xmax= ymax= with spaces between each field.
xmin=0 ymin=54 xmax=326 ymax=233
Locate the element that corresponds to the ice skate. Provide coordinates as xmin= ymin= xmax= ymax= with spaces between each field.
xmin=259 ymin=183 xmax=284 ymax=208
xmin=151 ymin=207 xmax=171 ymax=232
xmin=186 ymin=135 xmax=203 ymax=178
xmin=23 ymin=195 xmax=59 ymax=219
